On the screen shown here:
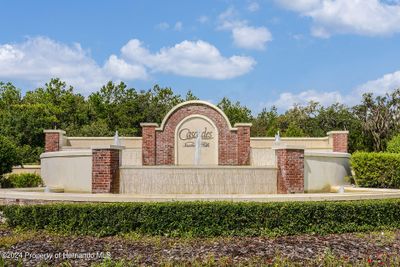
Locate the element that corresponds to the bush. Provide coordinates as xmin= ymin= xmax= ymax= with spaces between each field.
xmin=351 ymin=152 xmax=400 ymax=188
xmin=3 ymin=199 xmax=400 ymax=237
xmin=387 ymin=134 xmax=400 ymax=153
xmin=16 ymin=145 xmax=44 ymax=164
xmin=0 ymin=135 xmax=20 ymax=176
xmin=0 ymin=173 xmax=42 ymax=188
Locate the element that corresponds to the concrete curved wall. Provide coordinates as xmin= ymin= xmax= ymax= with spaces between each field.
xmin=304 ymin=152 xmax=351 ymax=192
xmin=39 ymin=149 xmax=351 ymax=194
xmin=40 ymin=150 xmax=92 ymax=192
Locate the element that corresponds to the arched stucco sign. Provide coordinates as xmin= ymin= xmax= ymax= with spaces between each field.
xmin=140 ymin=100 xmax=252 ymax=166
xmin=175 ymin=115 xmax=218 ymax=165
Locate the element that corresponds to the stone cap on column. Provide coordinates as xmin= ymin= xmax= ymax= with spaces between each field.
xmin=43 ymin=129 xmax=66 ymax=135
xmin=43 ymin=129 xmax=67 ymax=151
xmin=234 ymin=123 xmax=253 ymax=127
xmin=91 ymin=145 xmax=125 ymax=150
xmin=271 ymin=144 xmax=305 ymax=150
xmin=327 ymin=130 xmax=349 ymax=135
xmin=140 ymin=123 xmax=159 ymax=127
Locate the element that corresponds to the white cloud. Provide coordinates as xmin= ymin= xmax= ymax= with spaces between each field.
xmin=156 ymin=21 xmax=183 ymax=31
xmin=156 ymin=22 xmax=170 ymax=30
xmin=217 ymin=7 xmax=246 ymax=30
xmin=232 ymin=26 xmax=272 ymax=50
xmin=217 ymin=7 xmax=272 ymax=50
xmin=119 ymin=39 xmax=255 ymax=79
xmin=0 ymin=36 xmax=255 ymax=92
xmin=174 ymin=21 xmax=183 ymax=31
xmin=276 ymin=0 xmax=400 ymax=37
xmin=198 ymin=15 xmax=209 ymax=24
xmin=270 ymin=90 xmax=345 ymax=109
xmin=0 ymin=37 xmax=254 ymax=93
xmin=104 ymin=55 xmax=147 ymax=80
xmin=0 ymin=37 xmax=111 ymax=91
xmin=248 ymin=2 xmax=260 ymax=12
xmin=357 ymin=70 xmax=400 ymax=95
xmin=268 ymin=69 xmax=400 ymax=110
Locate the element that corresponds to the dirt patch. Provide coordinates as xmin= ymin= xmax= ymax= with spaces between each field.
xmin=0 ymin=227 xmax=399 ymax=266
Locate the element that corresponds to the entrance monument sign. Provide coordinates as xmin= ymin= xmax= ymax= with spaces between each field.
xmin=175 ymin=115 xmax=218 ymax=165
xmin=41 ymin=100 xmax=350 ymax=194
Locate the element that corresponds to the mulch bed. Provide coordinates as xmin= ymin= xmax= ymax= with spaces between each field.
xmin=0 ymin=226 xmax=399 ymax=266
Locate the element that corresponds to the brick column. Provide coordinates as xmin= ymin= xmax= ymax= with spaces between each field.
xmin=235 ymin=123 xmax=252 ymax=165
xmin=140 ymin=123 xmax=158 ymax=166
xmin=273 ymin=145 xmax=304 ymax=194
xmin=44 ymin=130 xmax=66 ymax=152
xmin=328 ymin=131 xmax=349 ymax=153
xmin=92 ymin=145 xmax=124 ymax=193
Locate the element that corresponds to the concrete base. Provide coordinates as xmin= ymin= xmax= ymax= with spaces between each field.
xmin=1 ymin=187 xmax=400 ymax=204
xmin=120 ymin=165 xmax=277 ymax=194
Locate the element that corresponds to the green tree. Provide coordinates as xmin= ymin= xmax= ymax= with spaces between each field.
xmin=23 ymin=78 xmax=88 ymax=130
xmin=283 ymin=102 xmax=322 ymax=137
xmin=0 ymin=82 xmax=21 ymax=108
xmin=0 ymin=135 xmax=20 ymax=176
xmin=217 ymin=97 xmax=252 ymax=125
xmin=251 ymin=106 xmax=278 ymax=137
xmin=317 ymin=103 xmax=367 ymax=152
xmin=284 ymin=122 xmax=305 ymax=137
xmin=185 ymin=90 xmax=199 ymax=101
xmin=353 ymin=89 xmax=400 ymax=151
xmin=87 ymin=83 xmax=186 ymax=136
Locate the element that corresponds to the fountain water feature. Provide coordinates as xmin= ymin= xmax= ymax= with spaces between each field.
xmin=114 ymin=131 xmax=121 ymax=146
xmin=338 ymin=185 xmax=345 ymax=194
xmin=274 ymin=131 xmax=281 ymax=145
xmin=194 ymin=129 xmax=202 ymax=165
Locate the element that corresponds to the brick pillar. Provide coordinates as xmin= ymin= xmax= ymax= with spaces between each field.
xmin=140 ymin=123 xmax=158 ymax=165
xmin=328 ymin=131 xmax=349 ymax=153
xmin=92 ymin=145 xmax=124 ymax=193
xmin=44 ymin=130 xmax=66 ymax=152
xmin=273 ymin=145 xmax=304 ymax=194
xmin=235 ymin=123 xmax=252 ymax=165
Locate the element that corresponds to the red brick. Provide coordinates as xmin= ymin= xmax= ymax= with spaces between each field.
xmin=141 ymin=103 xmax=252 ymax=165
xmin=92 ymin=149 xmax=120 ymax=193
xmin=45 ymin=133 xmax=60 ymax=152
xmin=275 ymin=149 xmax=304 ymax=194
xmin=331 ymin=132 xmax=348 ymax=153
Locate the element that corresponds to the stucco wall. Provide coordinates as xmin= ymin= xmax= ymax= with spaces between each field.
xmin=120 ymin=166 xmax=277 ymax=194
xmin=40 ymin=150 xmax=92 ymax=192
xmin=304 ymin=152 xmax=351 ymax=192
xmin=65 ymin=137 xmax=142 ymax=149
xmin=10 ymin=165 xmax=41 ymax=176
xmin=250 ymin=137 xmax=332 ymax=151
xmin=250 ymin=148 xmax=275 ymax=166
xmin=121 ymin=148 xmax=142 ymax=165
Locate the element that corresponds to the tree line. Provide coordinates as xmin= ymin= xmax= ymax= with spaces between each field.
xmin=1 ymin=78 xmax=399 ymax=164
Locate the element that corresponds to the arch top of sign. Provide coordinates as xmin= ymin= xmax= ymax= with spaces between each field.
xmin=156 ymin=100 xmax=237 ymax=131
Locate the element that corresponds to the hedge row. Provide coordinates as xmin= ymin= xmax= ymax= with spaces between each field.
xmin=0 ymin=173 xmax=42 ymax=188
xmin=351 ymin=152 xmax=400 ymax=188
xmin=3 ymin=199 xmax=400 ymax=237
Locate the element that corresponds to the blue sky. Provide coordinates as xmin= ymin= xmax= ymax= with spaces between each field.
xmin=1 ymin=0 xmax=400 ymax=112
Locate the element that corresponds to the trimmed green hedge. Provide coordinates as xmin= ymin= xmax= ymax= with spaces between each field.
xmin=351 ymin=152 xmax=400 ymax=188
xmin=0 ymin=173 xmax=42 ymax=188
xmin=387 ymin=134 xmax=400 ymax=153
xmin=3 ymin=199 xmax=400 ymax=237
